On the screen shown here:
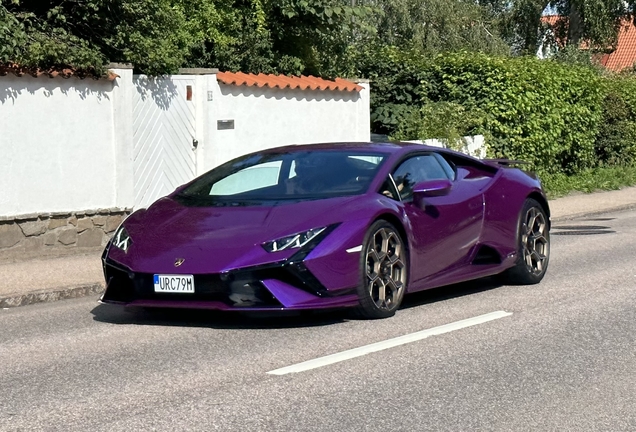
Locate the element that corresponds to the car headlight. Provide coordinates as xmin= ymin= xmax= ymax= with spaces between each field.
xmin=112 ymin=225 xmax=132 ymax=253
xmin=263 ymin=227 xmax=327 ymax=253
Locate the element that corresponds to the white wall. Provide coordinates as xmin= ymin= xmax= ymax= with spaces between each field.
xmin=204 ymin=80 xmax=370 ymax=169
xmin=406 ymin=135 xmax=486 ymax=159
xmin=0 ymin=71 xmax=133 ymax=217
xmin=0 ymin=70 xmax=370 ymax=217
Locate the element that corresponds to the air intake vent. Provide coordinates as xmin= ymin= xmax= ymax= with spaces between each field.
xmin=472 ymin=245 xmax=502 ymax=265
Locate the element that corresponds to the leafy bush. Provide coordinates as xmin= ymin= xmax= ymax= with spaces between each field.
xmin=596 ymin=76 xmax=636 ymax=167
xmin=356 ymin=46 xmax=430 ymax=136
xmin=422 ymin=53 xmax=604 ymax=175
xmin=361 ymin=50 xmax=610 ymax=175
xmin=392 ymin=101 xmax=487 ymax=151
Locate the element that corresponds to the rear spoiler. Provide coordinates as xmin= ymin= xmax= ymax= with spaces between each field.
xmin=483 ymin=158 xmax=530 ymax=167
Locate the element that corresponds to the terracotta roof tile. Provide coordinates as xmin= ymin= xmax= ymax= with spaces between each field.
xmin=541 ymin=16 xmax=636 ymax=72
xmin=541 ymin=15 xmax=562 ymax=27
xmin=0 ymin=64 xmax=118 ymax=80
xmin=602 ymin=20 xmax=636 ymax=71
xmin=217 ymin=71 xmax=363 ymax=92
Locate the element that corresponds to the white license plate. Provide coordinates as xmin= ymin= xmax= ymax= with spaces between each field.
xmin=153 ymin=274 xmax=195 ymax=293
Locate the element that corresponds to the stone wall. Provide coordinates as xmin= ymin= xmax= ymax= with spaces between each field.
xmin=0 ymin=208 xmax=130 ymax=259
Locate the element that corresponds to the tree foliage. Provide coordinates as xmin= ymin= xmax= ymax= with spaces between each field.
xmin=358 ymin=0 xmax=509 ymax=56
xmin=497 ymin=0 xmax=636 ymax=55
xmin=0 ymin=0 xmax=225 ymax=74
xmin=502 ymin=0 xmax=549 ymax=54
xmin=0 ymin=0 xmax=374 ymax=76
xmin=548 ymin=0 xmax=633 ymax=53
xmin=187 ymin=0 xmax=375 ymax=77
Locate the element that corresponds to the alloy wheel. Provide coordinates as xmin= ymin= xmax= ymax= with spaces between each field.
xmin=521 ymin=207 xmax=549 ymax=276
xmin=365 ymin=227 xmax=407 ymax=312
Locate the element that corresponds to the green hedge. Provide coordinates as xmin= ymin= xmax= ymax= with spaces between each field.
xmin=424 ymin=53 xmax=603 ymax=174
xmin=596 ymin=76 xmax=636 ymax=167
xmin=359 ymin=49 xmax=636 ymax=177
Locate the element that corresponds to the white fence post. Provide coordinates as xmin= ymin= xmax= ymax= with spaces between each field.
xmin=109 ymin=64 xmax=135 ymax=210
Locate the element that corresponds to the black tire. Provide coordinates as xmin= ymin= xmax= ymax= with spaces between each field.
xmin=355 ymin=220 xmax=409 ymax=319
xmin=501 ymin=198 xmax=550 ymax=285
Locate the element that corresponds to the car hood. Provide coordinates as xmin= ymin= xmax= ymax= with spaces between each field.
xmin=110 ymin=195 xmax=361 ymax=274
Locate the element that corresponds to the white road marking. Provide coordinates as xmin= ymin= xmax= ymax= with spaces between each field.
xmin=346 ymin=245 xmax=363 ymax=253
xmin=267 ymin=310 xmax=512 ymax=375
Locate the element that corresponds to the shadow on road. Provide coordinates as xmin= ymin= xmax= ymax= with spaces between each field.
xmin=90 ymin=276 xmax=503 ymax=329
xmin=91 ymin=303 xmax=350 ymax=329
xmin=400 ymin=276 xmax=503 ymax=310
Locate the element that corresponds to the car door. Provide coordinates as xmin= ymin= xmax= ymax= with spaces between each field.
xmin=388 ymin=153 xmax=484 ymax=285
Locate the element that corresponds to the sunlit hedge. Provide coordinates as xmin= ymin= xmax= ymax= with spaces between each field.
xmin=597 ymin=76 xmax=636 ymax=167
xmin=359 ymin=49 xmax=636 ymax=176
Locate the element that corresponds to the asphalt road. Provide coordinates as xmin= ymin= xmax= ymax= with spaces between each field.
xmin=1 ymin=209 xmax=636 ymax=431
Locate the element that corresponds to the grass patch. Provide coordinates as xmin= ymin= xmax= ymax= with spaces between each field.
xmin=540 ymin=165 xmax=636 ymax=198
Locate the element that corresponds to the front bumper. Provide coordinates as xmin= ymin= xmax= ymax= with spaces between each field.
xmin=101 ymin=257 xmax=359 ymax=311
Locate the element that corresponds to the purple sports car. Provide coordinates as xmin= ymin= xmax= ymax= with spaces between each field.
xmin=101 ymin=142 xmax=550 ymax=318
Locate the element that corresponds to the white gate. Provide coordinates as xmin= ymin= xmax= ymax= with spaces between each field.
xmin=132 ymin=76 xmax=197 ymax=208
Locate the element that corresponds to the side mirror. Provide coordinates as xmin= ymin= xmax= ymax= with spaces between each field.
xmin=412 ymin=179 xmax=452 ymax=198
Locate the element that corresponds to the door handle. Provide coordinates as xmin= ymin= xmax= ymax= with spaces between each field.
xmin=192 ymin=138 xmax=198 ymax=150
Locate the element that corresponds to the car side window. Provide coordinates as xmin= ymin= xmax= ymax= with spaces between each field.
xmin=391 ymin=154 xmax=451 ymax=201
xmin=434 ymin=153 xmax=456 ymax=180
xmin=379 ymin=177 xmax=400 ymax=200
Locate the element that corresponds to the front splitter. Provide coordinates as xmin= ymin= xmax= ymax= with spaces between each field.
xmin=101 ymin=295 xmax=359 ymax=311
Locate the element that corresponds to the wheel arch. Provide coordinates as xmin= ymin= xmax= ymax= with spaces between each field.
xmin=373 ymin=213 xmax=409 ymax=251
xmin=527 ymin=191 xmax=551 ymax=229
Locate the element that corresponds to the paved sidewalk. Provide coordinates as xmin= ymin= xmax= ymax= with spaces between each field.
xmin=0 ymin=253 xmax=104 ymax=307
xmin=549 ymin=186 xmax=636 ymax=221
xmin=1 ymin=186 xmax=635 ymax=308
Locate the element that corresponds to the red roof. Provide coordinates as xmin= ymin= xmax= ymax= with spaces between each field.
xmin=541 ymin=16 xmax=636 ymax=71
xmin=600 ymin=21 xmax=636 ymax=71
xmin=541 ymin=15 xmax=561 ymax=27
xmin=217 ymin=71 xmax=363 ymax=92
xmin=0 ymin=64 xmax=118 ymax=80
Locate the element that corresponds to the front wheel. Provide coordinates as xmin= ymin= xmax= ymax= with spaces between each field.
xmin=355 ymin=220 xmax=408 ymax=319
xmin=501 ymin=198 xmax=550 ymax=285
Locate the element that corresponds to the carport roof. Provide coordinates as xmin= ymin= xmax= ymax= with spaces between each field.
xmin=217 ymin=71 xmax=363 ymax=92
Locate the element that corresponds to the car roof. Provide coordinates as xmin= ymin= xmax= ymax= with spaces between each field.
xmin=259 ymin=141 xmax=442 ymax=154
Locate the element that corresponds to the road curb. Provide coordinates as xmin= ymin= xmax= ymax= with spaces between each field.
xmin=0 ymin=283 xmax=105 ymax=308
xmin=551 ymin=203 xmax=636 ymax=223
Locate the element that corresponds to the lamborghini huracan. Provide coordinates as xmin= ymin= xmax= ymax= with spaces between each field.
xmin=101 ymin=142 xmax=550 ymax=318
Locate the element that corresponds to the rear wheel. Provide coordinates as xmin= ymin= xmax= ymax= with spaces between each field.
xmin=355 ymin=220 xmax=408 ymax=319
xmin=502 ymin=198 xmax=550 ymax=285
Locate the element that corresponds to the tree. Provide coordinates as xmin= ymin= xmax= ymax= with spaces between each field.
xmin=554 ymin=0 xmax=632 ymax=51
xmin=505 ymin=0 xmax=550 ymax=54
xmin=0 ymin=0 xmax=374 ymax=77
xmin=187 ymin=0 xmax=375 ymax=78
xmin=0 ymin=0 xmax=230 ymax=75
xmin=496 ymin=0 xmax=636 ymax=55
xmin=358 ymin=0 xmax=509 ymax=56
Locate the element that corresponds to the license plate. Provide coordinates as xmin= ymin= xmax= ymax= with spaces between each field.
xmin=153 ymin=274 xmax=195 ymax=293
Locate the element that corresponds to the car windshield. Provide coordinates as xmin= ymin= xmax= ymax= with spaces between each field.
xmin=177 ymin=150 xmax=386 ymax=204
